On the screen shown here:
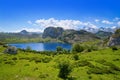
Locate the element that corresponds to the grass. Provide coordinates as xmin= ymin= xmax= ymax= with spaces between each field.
xmin=0 ymin=45 xmax=120 ymax=80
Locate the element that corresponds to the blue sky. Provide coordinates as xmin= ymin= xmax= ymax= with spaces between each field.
xmin=0 ymin=0 xmax=120 ymax=32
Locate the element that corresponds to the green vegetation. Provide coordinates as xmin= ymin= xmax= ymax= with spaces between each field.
xmin=0 ymin=42 xmax=120 ymax=80
xmin=112 ymin=29 xmax=120 ymax=38
xmin=0 ymin=32 xmax=62 ymax=43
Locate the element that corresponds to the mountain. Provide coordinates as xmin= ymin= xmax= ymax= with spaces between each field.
xmin=19 ymin=30 xmax=29 ymax=34
xmin=107 ymin=29 xmax=120 ymax=46
xmin=42 ymin=27 xmax=100 ymax=43
xmin=82 ymin=26 xmax=120 ymax=33
xmin=59 ymin=29 xmax=100 ymax=43
xmin=95 ymin=31 xmax=112 ymax=39
xmin=42 ymin=27 xmax=64 ymax=38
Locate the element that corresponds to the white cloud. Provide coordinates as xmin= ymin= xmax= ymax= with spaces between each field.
xmin=27 ymin=21 xmax=32 ymax=24
xmin=95 ymin=19 xmax=100 ymax=22
xmin=114 ymin=17 xmax=120 ymax=21
xmin=117 ymin=21 xmax=120 ymax=26
xmin=102 ymin=20 xmax=113 ymax=24
xmin=83 ymin=22 xmax=98 ymax=29
xmin=34 ymin=18 xmax=98 ymax=30
xmin=111 ymin=26 xmax=117 ymax=29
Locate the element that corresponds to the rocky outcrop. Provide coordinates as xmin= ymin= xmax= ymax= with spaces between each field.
xmin=59 ymin=29 xmax=100 ymax=43
xmin=42 ymin=27 xmax=100 ymax=43
xmin=107 ymin=29 xmax=120 ymax=46
xmin=42 ymin=27 xmax=64 ymax=38
xmin=95 ymin=31 xmax=112 ymax=39
xmin=108 ymin=37 xmax=120 ymax=46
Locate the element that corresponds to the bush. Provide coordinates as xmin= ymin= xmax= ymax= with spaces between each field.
xmin=72 ymin=43 xmax=84 ymax=53
xmin=42 ymin=57 xmax=52 ymax=63
xmin=58 ymin=61 xmax=72 ymax=79
xmin=74 ymin=60 xmax=94 ymax=68
xmin=4 ymin=60 xmax=15 ymax=65
xmin=110 ymin=46 xmax=118 ymax=51
xmin=56 ymin=46 xmax=63 ymax=52
xmin=62 ymin=49 xmax=70 ymax=54
xmin=12 ymin=57 xmax=17 ymax=60
xmin=73 ymin=54 xmax=79 ymax=60
xmin=26 ymin=46 xmax=32 ymax=51
xmin=87 ymin=66 xmax=114 ymax=74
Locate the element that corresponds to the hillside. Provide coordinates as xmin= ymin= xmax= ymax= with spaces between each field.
xmin=60 ymin=29 xmax=100 ymax=43
xmin=0 ymin=44 xmax=120 ymax=80
xmin=0 ymin=31 xmax=42 ymax=43
xmin=95 ymin=31 xmax=112 ymax=39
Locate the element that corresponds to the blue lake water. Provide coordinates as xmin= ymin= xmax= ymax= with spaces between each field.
xmin=9 ymin=42 xmax=72 ymax=51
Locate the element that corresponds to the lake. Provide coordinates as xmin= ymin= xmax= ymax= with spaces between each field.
xmin=9 ymin=42 xmax=72 ymax=51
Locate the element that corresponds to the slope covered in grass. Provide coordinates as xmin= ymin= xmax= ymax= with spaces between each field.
xmin=0 ymin=45 xmax=120 ymax=80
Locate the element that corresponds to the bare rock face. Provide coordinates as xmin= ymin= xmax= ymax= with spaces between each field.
xmin=60 ymin=29 xmax=100 ymax=43
xmin=107 ymin=29 xmax=120 ymax=46
xmin=108 ymin=37 xmax=120 ymax=46
xmin=42 ymin=27 xmax=64 ymax=38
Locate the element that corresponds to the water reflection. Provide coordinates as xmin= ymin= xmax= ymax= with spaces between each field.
xmin=9 ymin=42 xmax=71 ymax=51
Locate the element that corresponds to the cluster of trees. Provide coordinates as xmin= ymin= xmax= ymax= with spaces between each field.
xmin=71 ymin=43 xmax=99 ymax=53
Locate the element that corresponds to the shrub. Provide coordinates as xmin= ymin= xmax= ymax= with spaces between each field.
xmin=87 ymin=66 xmax=113 ymax=74
xmin=34 ymin=58 xmax=42 ymax=63
xmin=73 ymin=54 xmax=79 ymax=60
xmin=4 ymin=60 xmax=15 ymax=65
xmin=58 ymin=61 xmax=72 ymax=79
xmin=12 ymin=57 xmax=17 ymax=60
xmin=26 ymin=46 xmax=32 ymax=51
xmin=62 ymin=49 xmax=70 ymax=54
xmin=56 ymin=46 xmax=63 ymax=52
xmin=42 ymin=57 xmax=52 ymax=63
xmin=110 ymin=46 xmax=118 ymax=51
xmin=39 ymin=73 xmax=49 ymax=78
xmin=74 ymin=60 xmax=94 ymax=68
xmin=72 ymin=43 xmax=84 ymax=53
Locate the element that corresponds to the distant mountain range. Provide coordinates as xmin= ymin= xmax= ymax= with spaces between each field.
xmin=19 ymin=30 xmax=42 ymax=35
xmin=0 ymin=26 xmax=120 ymax=44
xmin=82 ymin=26 xmax=120 ymax=33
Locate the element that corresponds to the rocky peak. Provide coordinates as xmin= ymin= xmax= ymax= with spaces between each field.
xmin=108 ymin=29 xmax=120 ymax=46
xmin=20 ymin=30 xmax=28 ymax=34
xmin=42 ymin=27 xmax=64 ymax=38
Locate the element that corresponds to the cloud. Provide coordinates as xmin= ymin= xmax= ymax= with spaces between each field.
xmin=111 ymin=26 xmax=117 ymax=29
xmin=34 ymin=18 xmax=98 ymax=30
xmin=102 ymin=20 xmax=113 ymax=24
xmin=114 ymin=17 xmax=120 ymax=21
xmin=117 ymin=21 xmax=120 ymax=26
xmin=95 ymin=19 xmax=100 ymax=22
xmin=27 ymin=21 xmax=32 ymax=24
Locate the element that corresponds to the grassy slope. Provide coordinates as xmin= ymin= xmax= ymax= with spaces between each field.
xmin=0 ymin=45 xmax=120 ymax=80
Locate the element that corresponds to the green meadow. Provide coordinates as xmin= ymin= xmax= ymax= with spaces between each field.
xmin=0 ymin=45 xmax=120 ymax=80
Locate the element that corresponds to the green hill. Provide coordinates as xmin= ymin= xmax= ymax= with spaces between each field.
xmin=0 ymin=44 xmax=120 ymax=80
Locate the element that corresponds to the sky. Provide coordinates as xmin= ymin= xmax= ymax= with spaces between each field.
xmin=0 ymin=0 xmax=120 ymax=32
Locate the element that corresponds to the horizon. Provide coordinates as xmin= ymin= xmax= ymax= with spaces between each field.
xmin=0 ymin=0 xmax=120 ymax=32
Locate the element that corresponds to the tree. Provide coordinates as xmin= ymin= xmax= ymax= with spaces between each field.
xmin=56 ymin=46 xmax=63 ymax=52
xmin=58 ymin=61 xmax=72 ymax=79
xmin=72 ymin=43 xmax=84 ymax=53
xmin=26 ymin=46 xmax=31 ymax=51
